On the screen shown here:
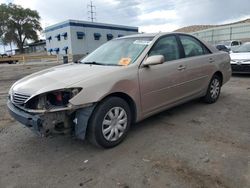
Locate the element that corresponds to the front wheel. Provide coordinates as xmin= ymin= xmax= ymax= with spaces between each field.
xmin=87 ymin=97 xmax=131 ymax=148
xmin=203 ymin=75 xmax=222 ymax=103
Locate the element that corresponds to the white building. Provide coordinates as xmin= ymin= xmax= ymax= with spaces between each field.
xmin=175 ymin=19 xmax=250 ymax=45
xmin=192 ymin=23 xmax=250 ymax=45
xmin=191 ymin=20 xmax=250 ymax=45
xmin=44 ymin=20 xmax=138 ymax=61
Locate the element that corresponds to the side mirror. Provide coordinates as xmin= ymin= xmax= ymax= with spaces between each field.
xmin=143 ymin=55 xmax=165 ymax=66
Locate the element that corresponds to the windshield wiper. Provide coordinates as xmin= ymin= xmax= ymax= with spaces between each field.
xmin=82 ymin=61 xmax=123 ymax=66
xmin=82 ymin=61 xmax=104 ymax=65
xmin=104 ymin=63 xmax=123 ymax=66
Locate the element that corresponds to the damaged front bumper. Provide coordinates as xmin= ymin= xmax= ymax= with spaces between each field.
xmin=7 ymin=100 xmax=43 ymax=133
xmin=7 ymin=100 xmax=96 ymax=140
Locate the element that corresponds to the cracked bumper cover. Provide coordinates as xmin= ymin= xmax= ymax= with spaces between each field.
xmin=7 ymin=100 xmax=96 ymax=140
xmin=7 ymin=100 xmax=43 ymax=133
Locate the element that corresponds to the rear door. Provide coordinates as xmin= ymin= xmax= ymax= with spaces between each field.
xmin=177 ymin=34 xmax=215 ymax=97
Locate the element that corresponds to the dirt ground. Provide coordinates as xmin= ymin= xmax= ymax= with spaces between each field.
xmin=0 ymin=63 xmax=249 ymax=188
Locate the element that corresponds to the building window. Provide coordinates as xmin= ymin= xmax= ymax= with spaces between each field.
xmin=48 ymin=48 xmax=53 ymax=54
xmin=107 ymin=34 xmax=113 ymax=41
xmin=62 ymin=46 xmax=68 ymax=54
xmin=47 ymin=36 xmax=52 ymax=42
xmin=61 ymin=32 xmax=67 ymax=40
xmin=55 ymin=34 xmax=61 ymax=41
xmin=77 ymin=32 xmax=85 ymax=39
xmin=118 ymin=34 xmax=124 ymax=38
xmin=94 ymin=33 xmax=101 ymax=40
xmin=54 ymin=48 xmax=60 ymax=54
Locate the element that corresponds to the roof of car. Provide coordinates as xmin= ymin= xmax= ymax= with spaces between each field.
xmin=121 ymin=32 xmax=170 ymax=38
xmin=120 ymin=32 xmax=197 ymax=39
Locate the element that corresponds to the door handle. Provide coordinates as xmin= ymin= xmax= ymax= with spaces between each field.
xmin=178 ymin=65 xmax=186 ymax=71
xmin=209 ymin=58 xmax=215 ymax=63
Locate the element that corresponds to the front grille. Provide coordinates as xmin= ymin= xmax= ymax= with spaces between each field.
xmin=232 ymin=59 xmax=250 ymax=63
xmin=231 ymin=64 xmax=250 ymax=73
xmin=12 ymin=92 xmax=30 ymax=105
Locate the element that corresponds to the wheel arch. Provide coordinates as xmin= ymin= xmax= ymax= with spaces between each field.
xmin=100 ymin=92 xmax=137 ymax=124
xmin=213 ymin=71 xmax=223 ymax=84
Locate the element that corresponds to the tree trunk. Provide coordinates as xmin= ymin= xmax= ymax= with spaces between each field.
xmin=9 ymin=42 xmax=12 ymax=55
xmin=17 ymin=31 xmax=25 ymax=54
xmin=17 ymin=41 xmax=24 ymax=54
xmin=19 ymin=46 xmax=24 ymax=54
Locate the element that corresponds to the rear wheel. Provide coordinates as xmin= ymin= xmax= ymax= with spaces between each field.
xmin=87 ymin=97 xmax=131 ymax=148
xmin=203 ymin=75 xmax=222 ymax=103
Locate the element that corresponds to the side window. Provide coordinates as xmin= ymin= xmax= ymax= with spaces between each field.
xmin=180 ymin=35 xmax=209 ymax=58
xmin=148 ymin=36 xmax=180 ymax=62
xmin=232 ymin=41 xmax=239 ymax=46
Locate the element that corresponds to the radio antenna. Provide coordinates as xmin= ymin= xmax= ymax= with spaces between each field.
xmin=87 ymin=1 xmax=96 ymax=22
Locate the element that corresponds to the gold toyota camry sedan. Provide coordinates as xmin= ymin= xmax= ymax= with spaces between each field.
xmin=8 ymin=33 xmax=231 ymax=148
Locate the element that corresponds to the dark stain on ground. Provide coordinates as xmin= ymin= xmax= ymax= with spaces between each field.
xmin=79 ymin=178 xmax=93 ymax=187
xmin=189 ymin=119 xmax=202 ymax=125
xmin=11 ymin=163 xmax=21 ymax=169
xmin=194 ymin=131 xmax=249 ymax=151
xmin=152 ymin=158 xmax=231 ymax=188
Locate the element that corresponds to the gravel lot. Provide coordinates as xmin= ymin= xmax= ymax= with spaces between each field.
xmin=0 ymin=63 xmax=249 ymax=188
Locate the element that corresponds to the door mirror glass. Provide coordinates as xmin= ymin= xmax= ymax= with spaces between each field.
xmin=143 ymin=55 xmax=165 ymax=66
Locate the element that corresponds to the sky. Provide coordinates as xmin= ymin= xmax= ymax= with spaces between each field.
xmin=1 ymin=0 xmax=250 ymax=52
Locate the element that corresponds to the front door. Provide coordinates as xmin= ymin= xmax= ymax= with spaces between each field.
xmin=139 ymin=35 xmax=187 ymax=116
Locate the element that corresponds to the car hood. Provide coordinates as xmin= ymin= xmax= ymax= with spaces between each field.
xmin=11 ymin=63 xmax=120 ymax=96
xmin=230 ymin=52 xmax=250 ymax=60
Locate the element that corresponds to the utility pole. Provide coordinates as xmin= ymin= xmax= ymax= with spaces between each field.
xmin=87 ymin=1 xmax=96 ymax=22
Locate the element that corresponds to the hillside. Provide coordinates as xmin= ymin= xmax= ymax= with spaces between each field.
xmin=175 ymin=18 xmax=250 ymax=33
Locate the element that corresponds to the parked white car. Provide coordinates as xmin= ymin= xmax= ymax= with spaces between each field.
xmin=223 ymin=40 xmax=242 ymax=51
xmin=230 ymin=42 xmax=250 ymax=73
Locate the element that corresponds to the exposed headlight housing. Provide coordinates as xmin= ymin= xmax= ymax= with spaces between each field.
xmin=25 ymin=88 xmax=82 ymax=110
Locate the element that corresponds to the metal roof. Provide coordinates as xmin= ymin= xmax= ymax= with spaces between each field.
xmin=45 ymin=20 xmax=138 ymax=33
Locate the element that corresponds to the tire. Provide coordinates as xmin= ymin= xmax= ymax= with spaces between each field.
xmin=87 ymin=97 xmax=131 ymax=148
xmin=203 ymin=75 xmax=222 ymax=104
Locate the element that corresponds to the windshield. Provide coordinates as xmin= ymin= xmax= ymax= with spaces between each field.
xmin=233 ymin=43 xmax=250 ymax=53
xmin=223 ymin=41 xmax=231 ymax=46
xmin=81 ymin=37 xmax=153 ymax=66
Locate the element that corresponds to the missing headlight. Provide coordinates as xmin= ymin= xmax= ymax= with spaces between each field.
xmin=25 ymin=88 xmax=82 ymax=110
xmin=47 ymin=91 xmax=71 ymax=106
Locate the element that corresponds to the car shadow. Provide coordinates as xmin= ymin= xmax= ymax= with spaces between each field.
xmin=16 ymin=99 xmax=201 ymax=152
xmin=232 ymin=73 xmax=250 ymax=78
xmin=16 ymin=94 xmax=230 ymax=155
xmin=130 ymin=98 xmax=203 ymax=132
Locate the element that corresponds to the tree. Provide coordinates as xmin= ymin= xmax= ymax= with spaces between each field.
xmin=0 ymin=3 xmax=42 ymax=53
xmin=0 ymin=39 xmax=7 ymax=53
xmin=0 ymin=4 xmax=9 ymax=52
xmin=0 ymin=4 xmax=8 ymax=35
